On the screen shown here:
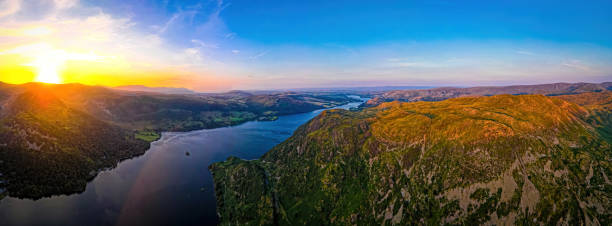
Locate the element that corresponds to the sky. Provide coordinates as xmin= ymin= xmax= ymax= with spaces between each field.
xmin=0 ymin=0 xmax=611 ymax=91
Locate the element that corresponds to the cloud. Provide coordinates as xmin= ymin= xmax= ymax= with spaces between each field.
xmin=191 ymin=39 xmax=218 ymax=49
xmin=54 ymin=0 xmax=77 ymax=9
xmin=384 ymin=57 xmax=473 ymax=68
xmin=0 ymin=0 xmax=20 ymax=18
xmin=515 ymin=50 xmax=535 ymax=55
xmin=0 ymin=0 xmax=239 ymax=90
xmin=182 ymin=48 xmax=203 ymax=62
xmin=0 ymin=1 xmax=198 ymax=68
xmin=0 ymin=0 xmax=79 ymax=19
xmin=194 ymin=4 xmax=227 ymax=36
xmin=561 ymin=60 xmax=593 ymax=72
xmin=156 ymin=9 xmax=200 ymax=34
xmin=157 ymin=13 xmax=181 ymax=34
xmin=249 ymin=50 xmax=269 ymax=59
xmin=386 ymin=61 xmax=440 ymax=68
xmin=1 ymin=1 xmax=611 ymax=91
xmin=224 ymin=32 xmax=236 ymax=39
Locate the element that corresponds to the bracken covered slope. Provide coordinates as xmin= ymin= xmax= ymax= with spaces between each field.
xmin=210 ymin=92 xmax=612 ymax=225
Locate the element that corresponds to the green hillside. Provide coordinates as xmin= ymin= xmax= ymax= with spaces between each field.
xmin=0 ymin=89 xmax=150 ymax=199
xmin=211 ymin=93 xmax=612 ymax=225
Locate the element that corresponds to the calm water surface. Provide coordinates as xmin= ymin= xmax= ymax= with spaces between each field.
xmin=0 ymin=98 xmax=366 ymax=226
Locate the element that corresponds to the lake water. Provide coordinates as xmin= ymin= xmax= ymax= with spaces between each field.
xmin=0 ymin=98 xmax=366 ymax=226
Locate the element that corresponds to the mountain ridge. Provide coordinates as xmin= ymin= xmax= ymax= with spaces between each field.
xmin=364 ymin=82 xmax=612 ymax=107
xmin=113 ymin=85 xmax=197 ymax=94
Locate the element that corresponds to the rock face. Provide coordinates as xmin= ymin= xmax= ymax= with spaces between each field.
xmin=210 ymin=92 xmax=612 ymax=225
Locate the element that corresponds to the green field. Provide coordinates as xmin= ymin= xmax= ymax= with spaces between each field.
xmin=135 ymin=131 xmax=161 ymax=142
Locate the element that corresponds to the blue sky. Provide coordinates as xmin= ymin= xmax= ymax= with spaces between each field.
xmin=89 ymin=0 xmax=612 ymax=46
xmin=1 ymin=0 xmax=611 ymax=90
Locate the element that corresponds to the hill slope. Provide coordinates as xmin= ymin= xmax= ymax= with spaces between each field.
xmin=210 ymin=92 xmax=612 ymax=225
xmin=0 ymin=88 xmax=150 ymax=199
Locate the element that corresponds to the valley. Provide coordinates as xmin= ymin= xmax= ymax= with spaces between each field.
xmin=0 ymin=96 xmax=367 ymax=226
xmin=1 ymin=81 xmax=611 ymax=225
xmin=0 ymin=82 xmax=354 ymax=199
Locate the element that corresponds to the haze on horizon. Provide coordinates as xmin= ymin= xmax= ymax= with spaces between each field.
xmin=0 ymin=0 xmax=611 ymax=92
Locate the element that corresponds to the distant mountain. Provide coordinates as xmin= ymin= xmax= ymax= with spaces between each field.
xmin=281 ymin=86 xmax=434 ymax=93
xmin=210 ymin=90 xmax=255 ymax=98
xmin=113 ymin=85 xmax=197 ymax=94
xmin=0 ymin=82 xmax=355 ymax=199
xmin=211 ymin=92 xmax=612 ymax=225
xmin=364 ymin=82 xmax=612 ymax=107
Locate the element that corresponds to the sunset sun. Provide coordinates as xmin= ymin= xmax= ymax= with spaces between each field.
xmin=35 ymin=63 xmax=62 ymax=84
xmin=31 ymin=56 xmax=64 ymax=84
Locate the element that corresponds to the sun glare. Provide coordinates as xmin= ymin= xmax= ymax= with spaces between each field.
xmin=9 ymin=43 xmax=113 ymax=85
xmin=31 ymin=57 xmax=63 ymax=84
xmin=35 ymin=63 xmax=62 ymax=84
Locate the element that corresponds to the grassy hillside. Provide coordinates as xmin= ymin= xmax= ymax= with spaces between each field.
xmin=210 ymin=92 xmax=612 ymax=225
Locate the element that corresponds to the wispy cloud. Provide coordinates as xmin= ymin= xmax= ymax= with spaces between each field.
xmin=156 ymin=9 xmax=199 ymax=34
xmin=191 ymin=39 xmax=218 ymax=49
xmin=224 ymin=32 xmax=236 ymax=39
xmin=249 ymin=50 xmax=269 ymax=59
xmin=384 ymin=57 xmax=474 ymax=68
xmin=388 ymin=61 xmax=440 ymax=68
xmin=561 ymin=60 xmax=593 ymax=72
xmin=515 ymin=50 xmax=535 ymax=55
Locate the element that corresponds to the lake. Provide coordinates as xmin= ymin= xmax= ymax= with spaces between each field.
xmin=0 ymin=97 xmax=366 ymax=226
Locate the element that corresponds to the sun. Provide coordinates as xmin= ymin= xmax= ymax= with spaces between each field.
xmin=31 ymin=56 xmax=64 ymax=84
xmin=35 ymin=62 xmax=62 ymax=84
xmin=19 ymin=44 xmax=108 ymax=84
